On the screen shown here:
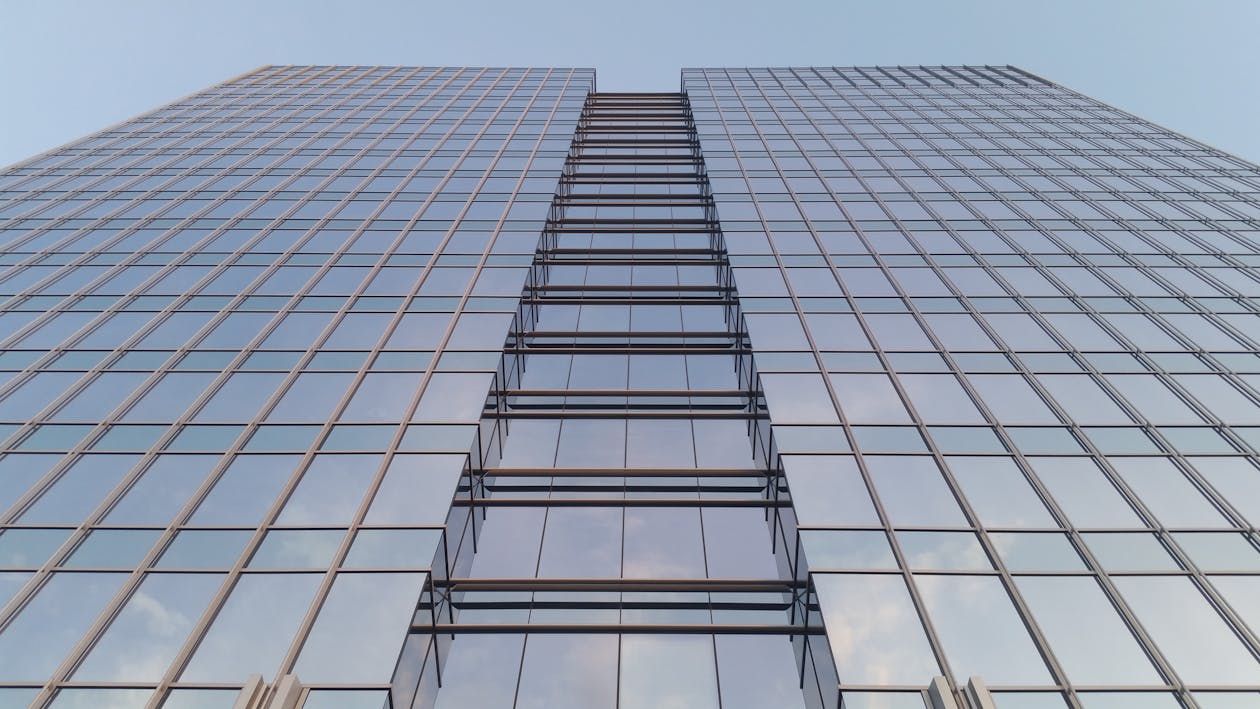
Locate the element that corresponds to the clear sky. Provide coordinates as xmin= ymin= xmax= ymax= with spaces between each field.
xmin=2 ymin=0 xmax=1258 ymax=168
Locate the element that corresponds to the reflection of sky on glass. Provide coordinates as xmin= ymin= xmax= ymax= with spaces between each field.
xmin=835 ymin=692 xmax=932 ymax=709
xmin=365 ymin=454 xmax=465 ymax=525
xmin=988 ymin=533 xmax=1086 ymax=571
xmin=914 ymin=575 xmax=1051 ymax=684
xmin=830 ymin=373 xmax=911 ymax=423
xmin=156 ymin=530 xmax=251 ymax=569
xmin=1075 ymin=693 xmax=1179 ymax=709
xmin=0 ymin=571 xmax=31 ymax=606
xmin=626 ymin=419 xmax=695 ymax=467
xmin=19 ymin=454 xmax=139 ymax=524
xmin=1110 ymin=457 xmax=1229 ymax=527
xmin=538 ymin=508 xmax=620 ymax=578
xmin=0 ymin=528 xmax=70 ymax=567
xmin=344 ymin=529 xmax=442 ymax=568
xmin=555 ymin=419 xmax=625 ymax=467
xmin=701 ymin=508 xmax=780 ymax=577
xmin=1083 ymin=533 xmax=1180 ymax=571
xmin=180 ymin=573 xmax=321 ymax=681
xmin=47 ymin=688 xmax=151 ymax=709
xmin=1114 ymin=576 xmax=1260 ymax=684
xmin=1016 ymin=577 xmax=1160 ymax=685
xmin=104 ymin=455 xmax=217 ymax=525
xmin=620 ymin=635 xmax=719 ymax=709
xmin=813 ymin=574 xmax=939 ymax=685
xmin=715 ymin=636 xmax=806 ymax=708
xmin=760 ymin=373 xmax=839 ymax=423
xmin=433 ymin=636 xmax=525 ymax=709
xmin=160 ymin=689 xmax=241 ymax=708
xmin=0 ymin=453 xmax=62 ymax=512
xmin=341 ymin=372 xmax=423 ymax=421
xmin=74 ymin=573 xmax=223 ymax=681
xmin=865 ymin=456 xmax=966 ymax=526
xmin=248 ymin=529 xmax=346 ymax=568
xmin=515 ymin=635 xmax=618 ymax=709
xmin=0 ymin=572 xmax=127 ymax=681
xmin=1210 ymin=576 xmax=1260 ymax=638
xmin=188 ymin=454 xmax=300 ymax=525
xmin=294 ymin=572 xmax=426 ymax=682
xmin=1186 ymin=457 xmax=1260 ymax=526
xmin=800 ymin=530 xmax=896 ymax=569
xmin=64 ymin=529 xmax=162 ymax=568
xmin=896 ymin=531 xmax=991 ymax=571
xmin=782 ymin=455 xmax=877 ymax=525
xmin=301 ymin=689 xmax=392 ymax=709
xmin=623 ymin=508 xmax=706 ymax=578
xmin=413 ymin=372 xmax=495 ymax=421
xmin=944 ymin=457 xmax=1054 ymax=527
xmin=276 ymin=454 xmax=381 ymax=524
xmin=1026 ymin=457 xmax=1142 ymax=527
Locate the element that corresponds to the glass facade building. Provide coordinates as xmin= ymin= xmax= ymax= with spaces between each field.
xmin=1 ymin=65 xmax=1260 ymax=709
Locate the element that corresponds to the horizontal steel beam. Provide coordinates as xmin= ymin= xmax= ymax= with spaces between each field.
xmin=450 ymin=497 xmax=787 ymax=507
xmin=414 ymin=623 xmax=823 ymax=635
xmin=502 ymin=389 xmax=751 ymax=397
xmin=478 ymin=467 xmax=771 ymax=478
xmin=481 ymin=410 xmax=765 ymax=420
xmin=434 ymin=578 xmax=805 ymax=592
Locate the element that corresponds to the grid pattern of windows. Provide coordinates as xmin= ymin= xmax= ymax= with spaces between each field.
xmin=0 ymin=65 xmax=593 ymax=708
xmin=394 ymin=91 xmax=812 ymax=709
xmin=2 ymin=62 xmax=1260 ymax=709
xmin=685 ymin=66 xmax=1260 ymax=709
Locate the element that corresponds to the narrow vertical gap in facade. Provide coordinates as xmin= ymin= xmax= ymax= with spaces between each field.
xmin=390 ymin=92 xmax=830 ymax=708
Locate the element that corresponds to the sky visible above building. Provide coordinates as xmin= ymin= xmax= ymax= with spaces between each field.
xmin=2 ymin=0 xmax=1259 ymax=169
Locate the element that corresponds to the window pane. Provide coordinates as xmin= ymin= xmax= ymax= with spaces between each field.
xmin=105 ymin=454 xmax=218 ymax=524
xmin=945 ymin=457 xmax=1054 ymax=527
xmin=63 ymin=529 xmax=161 ymax=568
xmin=513 ymin=635 xmax=619 ymax=709
xmin=620 ymin=635 xmax=719 ymax=709
xmin=0 ymin=572 xmax=128 ymax=681
xmin=896 ymin=531 xmax=990 ymax=570
xmin=74 ymin=572 xmax=223 ymax=681
xmin=829 ymin=373 xmax=910 ymax=423
xmin=799 ymin=530 xmax=896 ymax=569
xmin=715 ymin=635 xmax=808 ymax=709
xmin=913 ymin=575 xmax=1051 ymax=683
xmin=363 ymin=453 xmax=464 ymax=525
xmin=762 ymin=374 xmax=839 ymax=423
xmin=1114 ymin=576 xmax=1260 ymax=684
xmin=344 ymin=529 xmax=442 ymax=569
xmin=989 ymin=533 xmax=1085 ymax=571
xmin=180 ymin=573 xmax=322 ymax=681
xmin=781 ymin=455 xmax=878 ymax=525
xmin=248 ymin=529 xmax=345 ymax=568
xmin=275 ymin=454 xmax=381 ymax=525
xmin=156 ymin=530 xmax=252 ymax=569
xmin=189 ymin=455 xmax=300 ymax=525
xmin=865 ymin=456 xmax=966 ymax=526
xmin=293 ymin=572 xmax=426 ymax=682
xmin=20 ymin=454 xmax=140 ymax=524
xmin=1084 ymin=533 xmax=1180 ymax=571
xmin=1016 ymin=576 xmax=1161 ymax=684
xmin=1027 ymin=457 xmax=1140 ymax=527
xmin=0 ymin=528 xmax=72 ymax=567
xmin=813 ymin=573 xmax=939 ymax=685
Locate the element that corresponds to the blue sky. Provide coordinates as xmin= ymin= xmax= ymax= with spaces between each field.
xmin=3 ymin=0 xmax=1258 ymax=168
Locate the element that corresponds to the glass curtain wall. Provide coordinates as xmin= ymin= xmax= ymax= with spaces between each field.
xmin=0 ymin=65 xmax=592 ymax=708
xmin=685 ymin=65 xmax=1260 ymax=709
xmin=397 ymin=91 xmax=818 ymax=709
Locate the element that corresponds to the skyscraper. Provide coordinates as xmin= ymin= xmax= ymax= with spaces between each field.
xmin=1 ymin=64 xmax=1259 ymax=709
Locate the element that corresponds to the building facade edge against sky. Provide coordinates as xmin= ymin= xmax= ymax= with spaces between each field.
xmin=0 ymin=65 xmax=1258 ymax=709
